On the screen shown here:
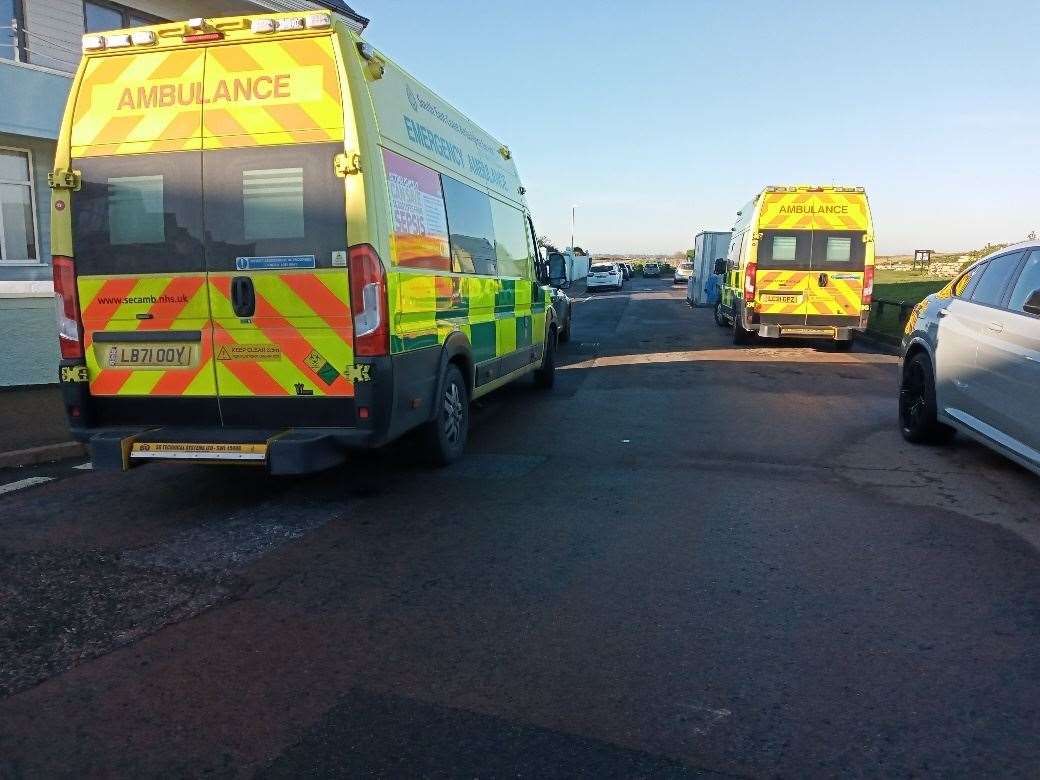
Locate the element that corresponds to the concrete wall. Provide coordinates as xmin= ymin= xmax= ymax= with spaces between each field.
xmin=0 ymin=295 xmax=58 ymax=385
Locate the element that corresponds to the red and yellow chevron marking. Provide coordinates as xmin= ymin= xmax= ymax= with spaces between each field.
xmin=208 ymin=271 xmax=354 ymax=398
xmin=78 ymin=273 xmax=217 ymax=397
xmin=72 ymin=49 xmax=206 ymax=157
xmin=71 ymin=37 xmax=343 ymax=157
xmin=756 ymin=270 xmax=808 ymax=315
xmin=759 ymin=192 xmax=869 ymax=231
xmin=807 ymin=274 xmax=864 ymax=317
xmin=202 ymin=37 xmax=343 ymax=150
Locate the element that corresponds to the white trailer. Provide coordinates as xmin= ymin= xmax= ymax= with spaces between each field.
xmin=691 ymin=231 xmax=732 ymax=306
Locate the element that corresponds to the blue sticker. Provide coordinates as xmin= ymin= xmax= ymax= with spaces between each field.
xmin=235 ymin=255 xmax=316 ymax=271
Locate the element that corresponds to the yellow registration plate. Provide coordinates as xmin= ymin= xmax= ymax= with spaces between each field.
xmin=103 ymin=343 xmax=194 ymax=368
xmin=761 ymin=293 xmax=801 ymax=304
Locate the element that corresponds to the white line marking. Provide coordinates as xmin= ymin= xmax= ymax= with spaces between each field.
xmin=0 ymin=476 xmax=55 ymax=496
xmin=74 ymin=462 xmax=93 ymax=470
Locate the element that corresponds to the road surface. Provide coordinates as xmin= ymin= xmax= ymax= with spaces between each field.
xmin=2 ymin=278 xmax=1039 ymax=777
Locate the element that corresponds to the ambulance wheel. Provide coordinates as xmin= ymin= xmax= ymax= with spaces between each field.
xmin=424 ymin=363 xmax=469 ymax=465
xmin=899 ymin=352 xmax=955 ymax=445
xmin=732 ymin=308 xmax=754 ymax=345
xmin=534 ymin=330 xmax=557 ymax=389
xmin=834 ymin=335 xmax=855 ymax=351
xmin=714 ymin=301 xmax=727 ymax=327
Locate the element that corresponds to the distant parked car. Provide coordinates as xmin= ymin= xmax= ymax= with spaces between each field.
xmin=899 ymin=240 xmax=1040 ymax=476
xmin=587 ymin=262 xmax=624 ymax=292
xmin=643 ymin=262 xmax=661 ymax=277
xmin=620 ymin=263 xmax=632 ymax=280
xmin=674 ymin=261 xmax=695 ymax=285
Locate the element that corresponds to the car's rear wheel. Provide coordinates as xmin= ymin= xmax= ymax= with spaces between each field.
xmin=899 ymin=352 xmax=955 ymax=444
xmin=423 ymin=363 xmax=469 ymax=465
xmin=714 ymin=301 xmax=727 ymax=327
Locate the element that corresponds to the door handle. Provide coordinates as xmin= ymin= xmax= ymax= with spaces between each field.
xmin=817 ymin=273 xmax=829 ymax=287
xmin=230 ymin=276 xmax=256 ymax=318
xmin=986 ymin=322 xmax=1004 ymax=333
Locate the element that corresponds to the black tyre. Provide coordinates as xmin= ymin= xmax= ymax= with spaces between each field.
xmin=534 ymin=329 xmax=557 ymax=389
xmin=899 ymin=352 xmax=955 ymax=444
xmin=834 ymin=335 xmax=855 ymax=352
xmin=732 ymin=306 xmax=753 ymax=345
xmin=423 ymin=363 xmax=469 ymax=465
xmin=714 ymin=301 xmax=728 ymax=327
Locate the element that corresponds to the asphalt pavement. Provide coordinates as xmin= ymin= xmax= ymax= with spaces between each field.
xmin=2 ymin=278 xmax=1039 ymax=777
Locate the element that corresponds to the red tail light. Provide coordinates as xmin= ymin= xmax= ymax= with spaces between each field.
xmin=862 ymin=265 xmax=875 ymax=306
xmin=348 ymin=243 xmax=388 ymax=357
xmin=53 ymin=255 xmax=83 ymax=359
xmin=743 ymin=261 xmax=758 ymax=302
xmin=183 ymin=32 xmax=223 ymax=43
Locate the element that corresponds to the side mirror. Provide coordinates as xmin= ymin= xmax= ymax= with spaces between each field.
xmin=547 ymin=252 xmax=567 ymax=286
xmin=713 ymin=258 xmax=726 ymax=276
xmin=1024 ymin=289 xmax=1040 ymax=316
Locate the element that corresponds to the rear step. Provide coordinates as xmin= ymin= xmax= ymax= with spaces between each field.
xmin=89 ymin=427 xmax=347 ymax=475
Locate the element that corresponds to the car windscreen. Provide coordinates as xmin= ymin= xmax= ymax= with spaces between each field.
xmin=591 ymin=264 xmax=613 ymax=272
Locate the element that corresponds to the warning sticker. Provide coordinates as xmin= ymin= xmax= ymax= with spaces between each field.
xmin=216 ymin=343 xmax=282 ymax=362
xmin=134 ymin=442 xmax=267 ymax=455
xmin=304 ymin=349 xmax=339 ymax=385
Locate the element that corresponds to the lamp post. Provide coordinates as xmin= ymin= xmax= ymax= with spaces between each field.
xmin=571 ymin=204 xmax=578 ymax=251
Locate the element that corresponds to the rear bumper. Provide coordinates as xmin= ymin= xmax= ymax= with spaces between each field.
xmin=753 ymin=324 xmax=856 ymax=340
xmin=752 ymin=313 xmax=862 ymax=340
xmin=87 ymin=425 xmax=380 ymax=475
xmin=59 ymin=353 xmax=400 ymax=474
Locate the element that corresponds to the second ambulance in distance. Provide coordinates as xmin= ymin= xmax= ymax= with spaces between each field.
xmin=51 ymin=10 xmax=558 ymax=473
xmin=717 ymin=185 xmax=875 ymax=349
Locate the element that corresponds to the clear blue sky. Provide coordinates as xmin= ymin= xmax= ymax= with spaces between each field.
xmin=365 ymin=1 xmax=1040 ymax=255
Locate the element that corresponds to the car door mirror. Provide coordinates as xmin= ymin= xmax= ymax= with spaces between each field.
xmin=713 ymin=258 xmax=726 ymax=276
xmin=547 ymin=252 xmax=567 ymax=286
xmin=1024 ymin=289 xmax=1040 ymax=316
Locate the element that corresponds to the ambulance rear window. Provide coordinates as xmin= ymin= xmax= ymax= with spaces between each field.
xmin=824 ymin=237 xmax=852 ymax=262
xmin=771 ymin=237 xmax=797 ymax=261
xmin=73 ymin=152 xmax=204 ymax=276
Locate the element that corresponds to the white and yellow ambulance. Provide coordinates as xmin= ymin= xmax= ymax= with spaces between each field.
xmin=717 ymin=186 xmax=875 ymax=348
xmin=51 ymin=10 xmax=558 ymax=472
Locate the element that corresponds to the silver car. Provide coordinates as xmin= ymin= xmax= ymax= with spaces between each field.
xmin=900 ymin=240 xmax=1040 ymax=475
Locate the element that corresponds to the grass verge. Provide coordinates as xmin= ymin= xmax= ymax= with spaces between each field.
xmin=867 ymin=270 xmax=952 ymax=340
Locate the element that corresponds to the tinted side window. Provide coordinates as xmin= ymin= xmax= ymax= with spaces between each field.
xmin=971 ymin=251 xmax=1025 ymax=307
xmin=490 ymin=198 xmax=530 ymax=278
xmin=383 ymin=148 xmax=451 ymax=271
xmin=1008 ymin=251 xmax=1040 ymax=315
xmin=953 ymin=263 xmax=985 ymax=298
xmin=442 ymin=176 xmax=497 ymax=275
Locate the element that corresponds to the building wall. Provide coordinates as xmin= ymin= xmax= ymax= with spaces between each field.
xmin=23 ymin=0 xmax=83 ymax=72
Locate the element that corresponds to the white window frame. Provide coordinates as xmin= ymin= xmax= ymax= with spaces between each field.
xmin=0 ymin=145 xmax=42 ymax=265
